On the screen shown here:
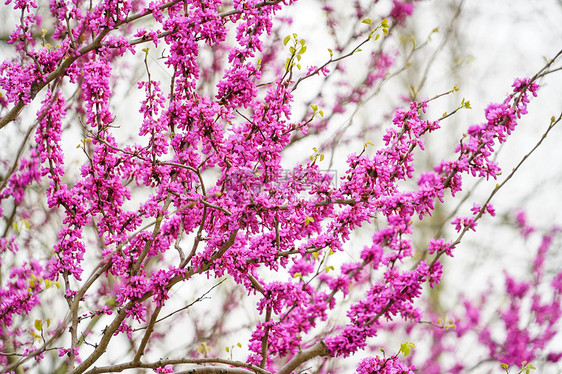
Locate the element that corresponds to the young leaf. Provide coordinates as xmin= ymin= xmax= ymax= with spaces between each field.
xmin=399 ymin=342 xmax=415 ymax=356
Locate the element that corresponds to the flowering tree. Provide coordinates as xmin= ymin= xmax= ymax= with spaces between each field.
xmin=0 ymin=0 xmax=561 ymax=373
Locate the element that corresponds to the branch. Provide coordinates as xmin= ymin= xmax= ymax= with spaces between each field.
xmin=0 ymin=28 xmax=110 ymax=131
xmin=0 ymin=1 xmax=286 ymax=131
xmin=175 ymin=369 xmax=258 ymax=374
xmin=84 ymin=357 xmax=270 ymax=374
xmin=128 ymin=0 xmax=284 ymax=46
xmin=132 ymin=279 xmax=226 ymax=332
xmin=0 ymin=122 xmax=37 ymax=193
xmin=132 ymin=306 xmax=162 ymax=363
xmin=273 ymin=198 xmax=356 ymax=211
xmin=72 ymin=229 xmax=239 ymax=374
xmin=275 ymin=341 xmax=330 ymax=374
xmin=432 ymin=111 xmax=562 ymax=266
xmin=1 ymin=319 xmax=67 ymax=373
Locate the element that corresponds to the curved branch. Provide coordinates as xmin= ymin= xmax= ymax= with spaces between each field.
xmin=84 ymin=357 xmax=270 ymax=374
xmin=275 ymin=341 xmax=330 ymax=374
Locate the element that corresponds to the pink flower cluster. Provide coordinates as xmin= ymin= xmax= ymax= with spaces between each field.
xmin=406 ymin=217 xmax=562 ymax=372
xmin=356 ymin=355 xmax=414 ymax=374
xmin=0 ymin=0 xmax=559 ymax=373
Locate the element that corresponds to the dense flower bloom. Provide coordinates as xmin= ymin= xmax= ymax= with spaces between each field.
xmin=0 ymin=0 xmax=559 ymax=373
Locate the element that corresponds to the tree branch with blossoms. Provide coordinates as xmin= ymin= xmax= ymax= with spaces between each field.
xmin=1 ymin=1 xmax=561 ymax=374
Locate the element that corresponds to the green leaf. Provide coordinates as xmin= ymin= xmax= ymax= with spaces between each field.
xmin=283 ymin=35 xmax=291 ymax=45
xmin=304 ymin=216 xmax=315 ymax=226
xmin=399 ymin=342 xmax=415 ymax=356
xmin=362 ymin=18 xmax=373 ymax=25
xmin=198 ymin=342 xmax=210 ymax=355
xmin=34 ymin=319 xmax=43 ymax=331
xmin=299 ymin=46 xmax=307 ymax=54
xmin=521 ymin=362 xmax=536 ymax=374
